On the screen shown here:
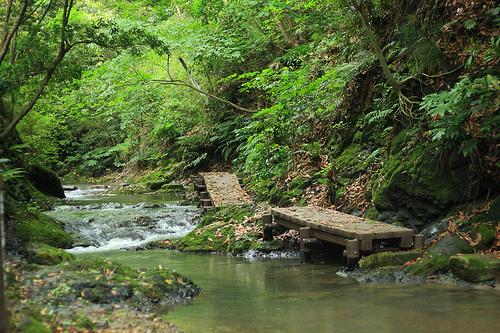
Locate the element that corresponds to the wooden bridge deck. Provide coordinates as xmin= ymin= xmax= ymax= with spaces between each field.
xmin=194 ymin=172 xmax=252 ymax=210
xmin=269 ymin=206 xmax=421 ymax=261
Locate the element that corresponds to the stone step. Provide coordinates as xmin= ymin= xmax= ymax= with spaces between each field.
xmin=196 ymin=184 xmax=207 ymax=191
xmin=200 ymin=199 xmax=212 ymax=207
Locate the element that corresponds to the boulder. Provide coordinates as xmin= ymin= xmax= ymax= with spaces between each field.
xmin=63 ymin=185 xmax=78 ymax=191
xmin=359 ymin=250 xmax=422 ymax=269
xmin=427 ymin=235 xmax=474 ymax=256
xmin=27 ymin=242 xmax=75 ymax=265
xmin=371 ymin=139 xmax=470 ymax=221
xmin=27 ymin=164 xmax=65 ymax=198
xmin=256 ymin=239 xmax=285 ymax=252
xmin=450 ymin=254 xmax=500 ymax=282
xmin=15 ymin=210 xmax=74 ymax=248
xmin=405 ymin=236 xmax=474 ymax=276
xmin=132 ymin=216 xmax=155 ymax=226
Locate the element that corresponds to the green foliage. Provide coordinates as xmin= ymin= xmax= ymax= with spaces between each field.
xmin=420 ymin=75 xmax=499 ymax=157
xmin=0 ymin=159 xmax=25 ymax=181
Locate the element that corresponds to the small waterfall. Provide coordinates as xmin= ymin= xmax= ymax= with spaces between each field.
xmin=47 ymin=186 xmax=201 ymax=253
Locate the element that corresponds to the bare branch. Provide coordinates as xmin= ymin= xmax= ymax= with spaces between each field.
xmin=1 ymin=0 xmax=13 ymax=47
xmin=150 ymin=79 xmax=257 ymax=113
xmin=0 ymin=0 xmax=28 ymax=65
xmin=0 ymin=0 xmax=75 ymax=141
xmin=178 ymin=57 xmax=201 ymax=89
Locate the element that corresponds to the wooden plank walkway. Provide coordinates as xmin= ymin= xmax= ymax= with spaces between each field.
xmin=194 ymin=172 xmax=252 ymax=211
xmin=268 ymin=206 xmax=422 ymax=262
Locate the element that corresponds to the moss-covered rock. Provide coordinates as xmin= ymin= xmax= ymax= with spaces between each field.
xmin=359 ymin=250 xmax=422 ymax=269
xmin=371 ymin=139 xmax=470 ymax=220
xmin=38 ymin=258 xmax=200 ymax=306
xmin=450 ymin=254 xmax=500 ymax=282
xmin=27 ymin=164 xmax=65 ymax=198
xmin=8 ymin=257 xmax=198 ymax=333
xmin=255 ymin=239 xmax=285 ymax=252
xmin=18 ymin=316 xmax=51 ymax=333
xmin=331 ymin=144 xmax=367 ymax=176
xmin=26 ymin=242 xmax=75 ymax=265
xmin=405 ymin=236 xmax=474 ymax=276
xmin=405 ymin=254 xmax=450 ymax=276
xmin=14 ymin=209 xmax=73 ymax=248
xmin=426 ymin=236 xmax=474 ymax=256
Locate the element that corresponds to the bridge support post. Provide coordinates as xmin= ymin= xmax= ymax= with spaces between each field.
xmin=345 ymin=239 xmax=360 ymax=269
xmin=359 ymin=234 xmax=374 ymax=251
xmin=399 ymin=235 xmax=414 ymax=249
xmin=262 ymin=214 xmax=275 ymax=241
xmin=413 ymin=234 xmax=424 ymax=249
xmin=345 ymin=239 xmax=360 ymax=259
xmin=299 ymin=227 xmax=313 ymax=263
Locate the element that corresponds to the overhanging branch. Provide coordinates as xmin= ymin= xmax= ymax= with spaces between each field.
xmin=150 ymin=79 xmax=257 ymax=113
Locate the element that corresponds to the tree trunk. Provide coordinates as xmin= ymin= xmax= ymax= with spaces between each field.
xmin=0 ymin=178 xmax=9 ymax=333
xmin=350 ymin=0 xmax=402 ymax=93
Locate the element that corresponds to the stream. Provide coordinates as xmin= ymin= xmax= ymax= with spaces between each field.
xmin=48 ymin=186 xmax=500 ymax=333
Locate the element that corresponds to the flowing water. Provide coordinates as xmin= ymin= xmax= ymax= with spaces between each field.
xmin=50 ymin=186 xmax=500 ymax=333
xmin=46 ymin=185 xmax=200 ymax=253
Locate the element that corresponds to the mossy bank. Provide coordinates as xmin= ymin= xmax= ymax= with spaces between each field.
xmin=6 ymin=258 xmax=200 ymax=332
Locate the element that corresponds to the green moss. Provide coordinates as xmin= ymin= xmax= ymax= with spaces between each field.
xmin=427 ymin=236 xmax=473 ymax=256
xmin=405 ymin=254 xmax=450 ymax=276
xmin=371 ymin=140 xmax=469 ymax=214
xmin=55 ymin=258 xmax=200 ymax=305
xmin=199 ymin=205 xmax=255 ymax=227
xmin=160 ymin=183 xmax=185 ymax=192
xmin=450 ymin=254 xmax=500 ymax=282
xmin=254 ymin=240 xmax=285 ymax=252
xmin=176 ymin=205 xmax=261 ymax=254
xmin=75 ymin=313 xmax=96 ymax=330
xmin=359 ymin=250 xmax=422 ymax=269
xmin=15 ymin=208 xmax=73 ymax=248
xmin=363 ymin=207 xmax=379 ymax=220
xmin=472 ymin=224 xmax=496 ymax=249
xmin=26 ymin=242 xmax=75 ymax=265
xmin=147 ymin=180 xmax=168 ymax=191
xmin=19 ymin=317 xmax=51 ymax=333
xmin=331 ymin=144 xmax=367 ymax=178
xmin=405 ymin=236 xmax=474 ymax=276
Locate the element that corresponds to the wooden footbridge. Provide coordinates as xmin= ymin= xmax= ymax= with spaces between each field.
xmin=194 ymin=173 xmax=422 ymax=262
xmin=267 ymin=206 xmax=422 ymax=262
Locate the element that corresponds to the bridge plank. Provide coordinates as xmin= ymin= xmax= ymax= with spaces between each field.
xmin=201 ymin=172 xmax=252 ymax=208
xmin=271 ymin=206 xmax=413 ymax=241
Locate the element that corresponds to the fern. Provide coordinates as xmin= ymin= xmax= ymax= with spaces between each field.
xmin=420 ymin=75 xmax=499 ymax=157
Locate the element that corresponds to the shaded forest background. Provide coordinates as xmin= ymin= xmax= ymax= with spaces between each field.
xmin=1 ymin=0 xmax=499 ymax=230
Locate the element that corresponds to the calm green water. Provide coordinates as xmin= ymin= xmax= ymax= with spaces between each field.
xmin=88 ymin=250 xmax=500 ymax=333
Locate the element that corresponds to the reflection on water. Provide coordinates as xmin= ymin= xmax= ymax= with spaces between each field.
xmin=90 ymin=250 xmax=500 ymax=333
